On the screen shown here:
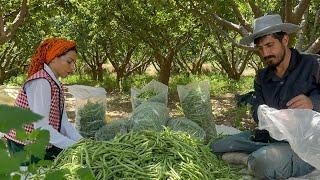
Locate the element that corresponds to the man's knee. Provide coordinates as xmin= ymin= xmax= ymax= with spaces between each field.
xmin=248 ymin=143 xmax=313 ymax=179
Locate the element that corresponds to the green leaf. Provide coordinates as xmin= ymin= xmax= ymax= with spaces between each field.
xmin=27 ymin=163 xmax=38 ymax=174
xmin=11 ymin=151 xmax=27 ymax=163
xmin=36 ymin=159 xmax=53 ymax=168
xmin=0 ymin=140 xmax=6 ymax=149
xmin=44 ymin=169 xmax=69 ymax=180
xmin=11 ymin=174 xmax=21 ymax=180
xmin=0 ymin=149 xmax=20 ymax=174
xmin=76 ymin=168 xmax=95 ymax=180
xmin=0 ymin=105 xmax=43 ymax=133
xmin=0 ymin=174 xmax=11 ymax=180
xmin=35 ymin=130 xmax=50 ymax=144
xmin=15 ymin=129 xmax=28 ymax=141
xmin=24 ymin=142 xmax=46 ymax=160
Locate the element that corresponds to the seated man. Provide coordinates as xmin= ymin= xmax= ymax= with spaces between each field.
xmin=212 ymin=14 xmax=320 ymax=179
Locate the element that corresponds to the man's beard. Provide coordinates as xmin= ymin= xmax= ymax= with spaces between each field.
xmin=264 ymin=47 xmax=286 ymax=68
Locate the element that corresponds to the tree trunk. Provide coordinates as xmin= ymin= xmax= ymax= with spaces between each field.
xmin=158 ymin=54 xmax=174 ymax=85
xmin=97 ymin=64 xmax=104 ymax=81
xmin=91 ymin=70 xmax=98 ymax=81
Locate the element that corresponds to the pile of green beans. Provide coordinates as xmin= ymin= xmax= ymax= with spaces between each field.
xmin=50 ymin=129 xmax=241 ymax=179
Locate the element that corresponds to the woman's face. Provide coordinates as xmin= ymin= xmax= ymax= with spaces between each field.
xmin=49 ymin=50 xmax=77 ymax=78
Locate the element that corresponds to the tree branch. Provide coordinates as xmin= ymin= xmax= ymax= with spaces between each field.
xmin=212 ymin=13 xmax=250 ymax=36
xmin=296 ymin=10 xmax=308 ymax=51
xmin=310 ymin=9 xmax=320 ymax=44
xmin=0 ymin=0 xmax=28 ymax=45
xmin=0 ymin=5 xmax=4 ymax=37
xmin=306 ymin=37 xmax=320 ymax=54
xmin=248 ymin=0 xmax=263 ymax=18
xmin=218 ymin=29 xmax=256 ymax=51
xmin=229 ymin=1 xmax=252 ymax=31
xmin=284 ymin=0 xmax=293 ymax=22
xmin=293 ymin=0 xmax=311 ymax=23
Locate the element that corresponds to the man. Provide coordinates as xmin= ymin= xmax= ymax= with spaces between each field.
xmin=212 ymin=14 xmax=320 ymax=179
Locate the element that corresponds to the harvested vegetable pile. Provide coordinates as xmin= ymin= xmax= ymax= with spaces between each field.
xmin=166 ymin=117 xmax=206 ymax=141
xmin=50 ymin=129 xmax=240 ymax=179
xmin=76 ymin=101 xmax=106 ymax=138
xmin=95 ymin=118 xmax=129 ymax=141
xmin=130 ymin=102 xmax=169 ymax=132
xmin=178 ymin=81 xmax=216 ymax=143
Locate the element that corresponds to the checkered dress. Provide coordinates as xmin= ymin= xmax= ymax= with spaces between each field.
xmin=5 ymin=69 xmax=64 ymax=146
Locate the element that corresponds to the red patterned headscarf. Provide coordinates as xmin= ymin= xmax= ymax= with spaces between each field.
xmin=27 ymin=38 xmax=77 ymax=78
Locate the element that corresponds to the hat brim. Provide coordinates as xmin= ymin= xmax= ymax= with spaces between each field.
xmin=240 ymin=23 xmax=300 ymax=46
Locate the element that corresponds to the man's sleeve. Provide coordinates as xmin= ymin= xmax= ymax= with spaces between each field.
xmin=251 ymin=75 xmax=265 ymax=124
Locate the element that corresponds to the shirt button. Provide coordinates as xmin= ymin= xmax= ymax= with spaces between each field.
xmin=280 ymin=81 xmax=284 ymax=85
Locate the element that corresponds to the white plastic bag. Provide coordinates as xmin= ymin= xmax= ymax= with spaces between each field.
xmin=258 ymin=104 xmax=320 ymax=169
xmin=67 ymin=85 xmax=107 ymax=138
xmin=131 ymin=80 xmax=168 ymax=110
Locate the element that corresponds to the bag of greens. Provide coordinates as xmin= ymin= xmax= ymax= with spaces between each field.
xmin=131 ymin=80 xmax=168 ymax=110
xmin=67 ymin=85 xmax=107 ymax=138
xmin=177 ymin=81 xmax=216 ymax=142
xmin=166 ymin=117 xmax=206 ymax=141
xmin=95 ymin=118 xmax=129 ymax=141
xmin=130 ymin=102 xmax=169 ymax=132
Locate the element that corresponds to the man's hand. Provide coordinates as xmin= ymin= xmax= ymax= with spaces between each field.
xmin=286 ymin=94 xmax=313 ymax=109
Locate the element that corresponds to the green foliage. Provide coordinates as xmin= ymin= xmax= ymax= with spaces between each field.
xmin=123 ymin=74 xmax=155 ymax=91
xmin=4 ymin=74 xmax=25 ymax=86
xmin=0 ymin=105 xmax=42 ymax=133
xmin=0 ymin=104 xmax=92 ymax=179
xmin=62 ymin=74 xmax=96 ymax=86
xmin=221 ymin=105 xmax=253 ymax=131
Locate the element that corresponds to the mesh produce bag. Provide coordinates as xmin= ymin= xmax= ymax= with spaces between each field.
xmin=177 ymin=81 xmax=216 ymax=142
xmin=95 ymin=118 xmax=129 ymax=141
xmin=166 ymin=117 xmax=206 ymax=140
xmin=130 ymin=102 xmax=169 ymax=132
xmin=131 ymin=80 xmax=168 ymax=110
xmin=67 ymin=85 xmax=106 ymax=138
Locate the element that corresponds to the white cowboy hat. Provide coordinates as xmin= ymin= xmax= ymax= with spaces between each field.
xmin=240 ymin=14 xmax=300 ymax=45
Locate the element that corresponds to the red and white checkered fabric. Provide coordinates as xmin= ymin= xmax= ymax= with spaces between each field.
xmin=5 ymin=69 xmax=64 ymax=146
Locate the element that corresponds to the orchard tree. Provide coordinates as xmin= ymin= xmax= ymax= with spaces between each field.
xmin=0 ymin=0 xmax=27 ymax=45
xmin=102 ymin=0 xmax=203 ymax=85
xmin=178 ymin=0 xmax=320 ymax=53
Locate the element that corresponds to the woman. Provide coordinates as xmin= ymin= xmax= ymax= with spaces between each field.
xmin=5 ymin=38 xmax=83 ymax=161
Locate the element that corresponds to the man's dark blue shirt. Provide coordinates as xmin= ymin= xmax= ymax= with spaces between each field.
xmin=252 ymin=48 xmax=320 ymax=123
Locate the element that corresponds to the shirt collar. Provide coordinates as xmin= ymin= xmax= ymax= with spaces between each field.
xmin=44 ymin=64 xmax=61 ymax=88
xmin=264 ymin=48 xmax=300 ymax=82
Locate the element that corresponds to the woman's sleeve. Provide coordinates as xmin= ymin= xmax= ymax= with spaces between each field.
xmin=60 ymin=110 xmax=83 ymax=142
xmin=25 ymin=79 xmax=77 ymax=149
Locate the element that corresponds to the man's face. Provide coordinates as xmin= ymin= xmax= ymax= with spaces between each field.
xmin=255 ymin=35 xmax=287 ymax=68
